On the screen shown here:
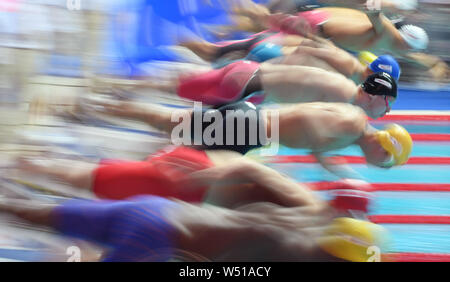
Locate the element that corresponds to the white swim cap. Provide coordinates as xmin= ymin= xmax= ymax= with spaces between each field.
xmin=399 ymin=25 xmax=429 ymax=50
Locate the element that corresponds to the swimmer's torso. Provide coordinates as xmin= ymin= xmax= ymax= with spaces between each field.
xmin=166 ymin=200 xmax=328 ymax=261
xmin=318 ymin=7 xmax=396 ymax=53
xmin=269 ymin=49 xmax=340 ymax=73
xmin=268 ymin=102 xmax=367 ymax=152
xmin=270 ymin=46 xmax=363 ymax=82
xmin=259 ymin=63 xmax=356 ymax=103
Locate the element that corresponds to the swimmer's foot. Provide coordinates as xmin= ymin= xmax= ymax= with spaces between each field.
xmin=81 ymin=96 xmax=146 ymax=121
xmin=15 ymin=155 xmax=96 ymax=191
xmin=16 ymin=156 xmax=56 ymax=176
xmin=28 ymin=94 xmax=84 ymax=124
xmin=90 ymin=76 xmax=141 ymax=93
xmin=92 ymin=75 xmax=178 ymax=94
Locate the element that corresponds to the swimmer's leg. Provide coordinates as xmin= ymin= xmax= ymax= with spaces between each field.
xmin=177 ymin=61 xmax=261 ymax=105
xmin=88 ymin=100 xmax=181 ymax=134
xmin=100 ymin=197 xmax=178 ymax=261
xmin=179 ymin=40 xmax=220 ymax=62
xmin=17 ymin=157 xmax=96 ymax=190
xmin=120 ymin=77 xmax=179 ymax=93
xmin=0 ymin=198 xmax=57 ymax=227
xmin=53 ymin=197 xmax=177 ymax=261
xmin=180 ymin=33 xmax=268 ymax=62
xmin=0 ymin=196 xmax=177 ymax=261
xmin=0 ymin=198 xmax=111 ymax=242
xmin=105 ymin=61 xmax=261 ymax=105
xmin=18 ymin=154 xmax=205 ymax=200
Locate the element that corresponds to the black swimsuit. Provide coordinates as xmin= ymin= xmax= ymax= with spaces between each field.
xmin=190 ymin=101 xmax=268 ymax=155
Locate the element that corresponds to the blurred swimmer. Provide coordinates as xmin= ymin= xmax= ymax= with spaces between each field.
xmin=223 ymin=3 xmax=447 ymax=81
xmin=84 ymin=99 xmax=412 ymax=169
xmin=17 ymin=137 xmax=375 ymax=215
xmin=0 ymin=173 xmax=388 ymax=261
xmin=235 ymin=0 xmax=418 ymax=15
xmin=127 ymin=63 xmax=398 ymax=118
xmin=17 ymin=147 xmax=322 ymax=207
xmin=180 ymin=31 xmax=401 ymax=84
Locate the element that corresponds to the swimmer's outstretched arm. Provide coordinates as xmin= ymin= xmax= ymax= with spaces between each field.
xmin=187 ymin=158 xmax=325 ymax=210
xmin=364 ymin=8 xmax=387 ymax=35
xmin=363 ymin=8 xmax=410 ymax=53
xmin=313 ymin=152 xmax=364 ymax=180
xmin=238 ymin=159 xmax=326 ymax=209
xmin=404 ymin=53 xmax=449 ymax=82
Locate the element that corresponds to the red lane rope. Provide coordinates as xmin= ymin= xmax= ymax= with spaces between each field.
xmin=369 ymin=215 xmax=450 ymax=224
xmin=372 ymin=115 xmax=450 ymax=121
xmin=411 ymin=134 xmax=450 ymax=141
xmin=309 ymin=182 xmax=450 ymax=192
xmin=383 ymin=253 xmax=450 ymax=262
xmin=270 ymin=155 xmax=450 ymax=164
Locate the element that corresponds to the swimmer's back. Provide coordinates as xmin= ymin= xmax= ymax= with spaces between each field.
xmin=269 ymin=51 xmax=339 ymax=73
xmin=259 ymin=63 xmax=356 ymax=104
xmin=275 ymin=102 xmax=367 ymax=151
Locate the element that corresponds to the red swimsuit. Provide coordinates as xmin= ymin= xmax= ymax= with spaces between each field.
xmin=93 ymin=146 xmax=214 ymax=202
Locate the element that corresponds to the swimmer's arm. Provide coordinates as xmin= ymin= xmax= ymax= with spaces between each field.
xmin=192 ymin=159 xmax=323 ymax=208
xmin=235 ymin=159 xmax=324 ymax=208
xmin=404 ymin=53 xmax=449 ymax=81
xmin=313 ymin=152 xmax=364 ymax=180
xmin=364 ymin=9 xmax=386 ymax=35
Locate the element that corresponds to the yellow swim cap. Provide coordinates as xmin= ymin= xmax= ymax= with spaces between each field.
xmin=375 ymin=124 xmax=413 ymax=166
xmin=317 ymin=217 xmax=389 ymax=262
xmin=358 ymin=51 xmax=378 ymax=66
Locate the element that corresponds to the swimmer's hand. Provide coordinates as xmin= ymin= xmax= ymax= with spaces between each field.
xmin=428 ymin=61 xmax=449 ymax=82
xmin=314 ymin=153 xmax=365 ymax=180
xmin=404 ymin=53 xmax=449 ymax=83
xmin=333 ymin=178 xmax=373 ymax=192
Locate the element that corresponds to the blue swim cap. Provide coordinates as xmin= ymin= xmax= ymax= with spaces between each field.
xmin=246 ymin=42 xmax=283 ymax=63
xmin=369 ymin=55 xmax=401 ymax=81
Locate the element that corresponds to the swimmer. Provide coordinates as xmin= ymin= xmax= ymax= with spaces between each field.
xmin=126 ymin=62 xmax=398 ymax=119
xmin=15 ymin=141 xmax=370 ymax=211
xmin=219 ymin=0 xmax=417 ymax=39
xmin=85 ymin=98 xmax=412 ymax=172
xmin=0 ymin=196 xmax=389 ymax=261
xmin=255 ymin=0 xmax=417 ymax=14
xmin=0 ymin=169 xmax=386 ymax=261
xmin=180 ymin=31 xmax=401 ymax=84
xmin=225 ymin=3 xmax=448 ymax=81
xmin=16 ymin=146 xmax=321 ymax=207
